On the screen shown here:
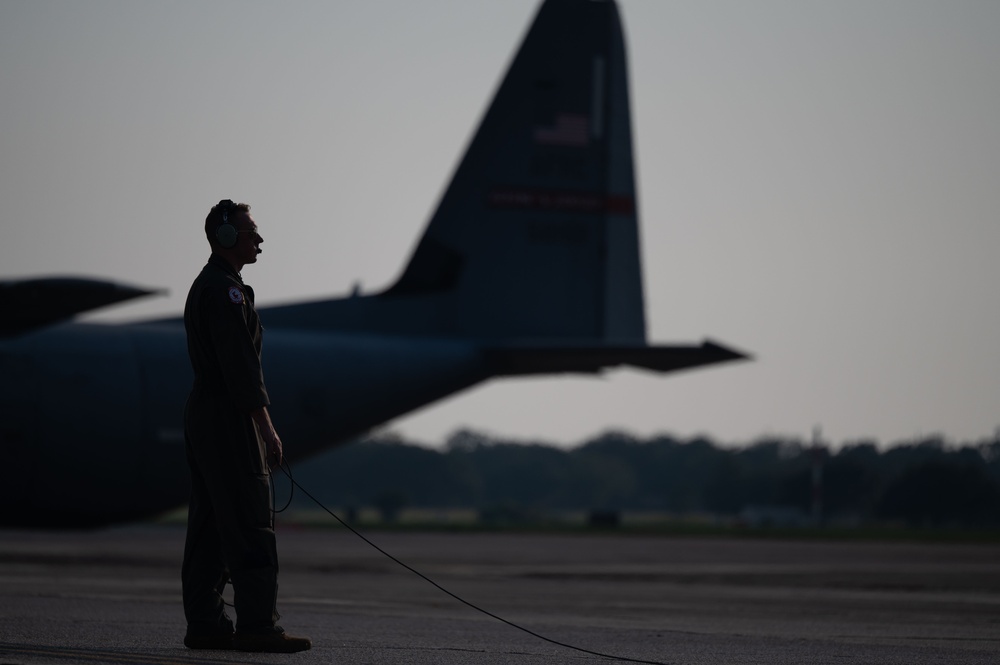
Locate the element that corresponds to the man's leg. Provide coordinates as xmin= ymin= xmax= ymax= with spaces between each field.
xmin=224 ymin=471 xmax=279 ymax=633
xmin=181 ymin=448 xmax=234 ymax=648
xmin=220 ymin=470 xmax=309 ymax=653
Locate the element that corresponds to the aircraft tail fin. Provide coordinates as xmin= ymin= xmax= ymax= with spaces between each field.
xmin=263 ymin=0 xmax=749 ymax=375
xmin=381 ymin=0 xmax=644 ymax=343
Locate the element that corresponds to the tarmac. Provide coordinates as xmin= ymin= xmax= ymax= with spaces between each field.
xmin=1 ymin=524 xmax=998 ymax=664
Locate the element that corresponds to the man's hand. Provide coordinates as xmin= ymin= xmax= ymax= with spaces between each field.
xmin=251 ymin=406 xmax=283 ymax=469
xmin=262 ymin=428 xmax=284 ymax=469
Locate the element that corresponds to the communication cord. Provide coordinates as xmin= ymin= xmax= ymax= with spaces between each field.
xmin=272 ymin=462 xmax=669 ymax=665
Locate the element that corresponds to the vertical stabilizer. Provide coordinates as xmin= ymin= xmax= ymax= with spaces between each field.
xmin=384 ymin=0 xmax=645 ymax=343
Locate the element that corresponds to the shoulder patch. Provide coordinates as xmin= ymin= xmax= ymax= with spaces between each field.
xmin=227 ymin=286 xmax=245 ymax=304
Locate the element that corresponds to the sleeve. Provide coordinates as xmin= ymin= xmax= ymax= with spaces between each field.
xmin=199 ymin=284 xmax=271 ymax=411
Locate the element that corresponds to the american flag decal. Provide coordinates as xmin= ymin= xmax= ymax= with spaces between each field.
xmin=533 ymin=113 xmax=589 ymax=147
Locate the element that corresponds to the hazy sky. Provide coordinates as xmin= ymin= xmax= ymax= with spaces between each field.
xmin=2 ymin=0 xmax=998 ymax=449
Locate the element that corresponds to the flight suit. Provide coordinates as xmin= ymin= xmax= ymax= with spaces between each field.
xmin=181 ymin=253 xmax=278 ymax=636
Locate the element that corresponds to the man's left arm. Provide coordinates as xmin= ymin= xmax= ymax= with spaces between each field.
xmin=251 ymin=405 xmax=283 ymax=469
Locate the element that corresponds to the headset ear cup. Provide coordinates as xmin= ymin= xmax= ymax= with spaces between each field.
xmin=216 ymin=222 xmax=238 ymax=249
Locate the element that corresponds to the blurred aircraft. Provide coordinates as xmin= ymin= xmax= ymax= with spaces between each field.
xmin=0 ymin=0 xmax=747 ymax=527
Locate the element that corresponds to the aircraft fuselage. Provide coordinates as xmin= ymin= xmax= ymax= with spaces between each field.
xmin=0 ymin=320 xmax=488 ymax=527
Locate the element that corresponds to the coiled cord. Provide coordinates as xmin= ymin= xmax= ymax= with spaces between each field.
xmin=272 ymin=462 xmax=669 ymax=665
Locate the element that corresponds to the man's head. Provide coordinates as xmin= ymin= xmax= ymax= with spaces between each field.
xmin=205 ymin=199 xmax=263 ymax=269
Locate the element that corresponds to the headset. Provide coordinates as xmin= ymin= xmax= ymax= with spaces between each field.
xmin=215 ymin=199 xmax=239 ymax=249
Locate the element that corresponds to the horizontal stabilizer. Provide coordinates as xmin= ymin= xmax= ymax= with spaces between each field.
xmin=0 ymin=277 xmax=163 ymax=337
xmin=484 ymin=340 xmax=750 ymax=376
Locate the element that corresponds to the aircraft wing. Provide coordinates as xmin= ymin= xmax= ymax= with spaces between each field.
xmin=0 ymin=277 xmax=163 ymax=338
xmin=484 ymin=340 xmax=750 ymax=376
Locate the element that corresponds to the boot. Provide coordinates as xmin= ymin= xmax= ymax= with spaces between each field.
xmin=233 ymin=626 xmax=311 ymax=653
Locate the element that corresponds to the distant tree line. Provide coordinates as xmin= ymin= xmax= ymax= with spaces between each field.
xmin=281 ymin=430 xmax=1000 ymax=528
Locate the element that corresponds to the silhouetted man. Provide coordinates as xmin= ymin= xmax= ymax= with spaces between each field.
xmin=181 ymin=199 xmax=310 ymax=653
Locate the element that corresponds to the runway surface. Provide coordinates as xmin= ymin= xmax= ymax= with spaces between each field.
xmin=1 ymin=525 xmax=998 ymax=664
